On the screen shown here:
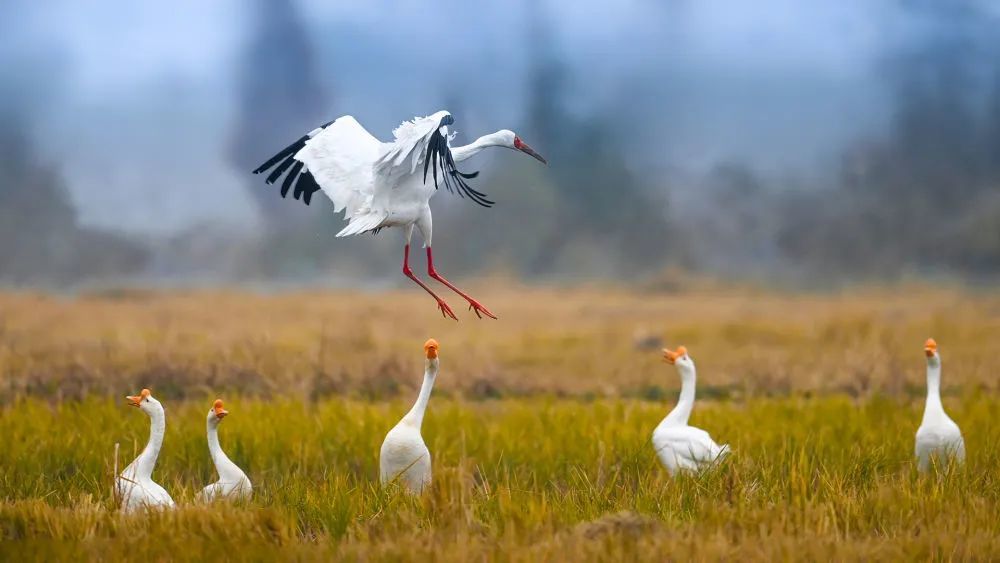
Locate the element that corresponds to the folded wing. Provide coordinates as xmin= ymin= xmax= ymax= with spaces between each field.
xmin=373 ymin=111 xmax=493 ymax=207
xmin=654 ymin=426 xmax=729 ymax=474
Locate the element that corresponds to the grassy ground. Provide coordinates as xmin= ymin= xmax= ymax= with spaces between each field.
xmin=1 ymin=286 xmax=999 ymax=560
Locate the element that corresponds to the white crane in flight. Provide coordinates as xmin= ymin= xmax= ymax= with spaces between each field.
xmin=253 ymin=111 xmax=547 ymax=320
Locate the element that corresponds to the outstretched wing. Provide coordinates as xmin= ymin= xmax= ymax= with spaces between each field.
xmin=374 ymin=111 xmax=494 ymax=208
xmin=253 ymin=116 xmax=382 ymax=216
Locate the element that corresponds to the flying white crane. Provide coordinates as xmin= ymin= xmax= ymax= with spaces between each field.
xmin=253 ymin=111 xmax=547 ymax=320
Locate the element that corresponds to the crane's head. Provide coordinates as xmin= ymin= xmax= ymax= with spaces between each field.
xmin=496 ymin=130 xmax=547 ymax=165
xmin=208 ymin=398 xmax=229 ymax=424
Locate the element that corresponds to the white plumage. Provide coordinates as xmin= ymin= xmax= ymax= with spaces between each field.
xmin=254 ymin=111 xmax=546 ymax=320
xmin=379 ymin=339 xmax=440 ymax=493
xmin=199 ymin=399 xmax=252 ymax=502
xmin=652 ymin=346 xmax=730 ymax=476
xmin=915 ymin=338 xmax=965 ymax=472
xmin=295 ymin=116 xmax=380 ymax=221
xmin=116 ymin=388 xmax=175 ymax=513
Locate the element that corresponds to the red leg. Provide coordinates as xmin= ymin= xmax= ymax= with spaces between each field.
xmin=426 ymin=247 xmax=497 ymax=320
xmin=402 ymin=244 xmax=457 ymax=320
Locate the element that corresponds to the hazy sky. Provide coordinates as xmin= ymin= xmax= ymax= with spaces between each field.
xmin=3 ymin=0 xmax=985 ymax=234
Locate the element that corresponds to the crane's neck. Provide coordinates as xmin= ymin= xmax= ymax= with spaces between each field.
xmin=450 ymin=132 xmax=509 ymax=163
xmin=402 ymin=360 xmax=439 ymax=428
xmin=661 ymin=365 xmax=697 ymax=427
xmin=133 ymin=408 xmax=166 ymax=478
xmin=207 ymin=419 xmax=242 ymax=480
xmin=922 ymin=359 xmax=945 ymax=423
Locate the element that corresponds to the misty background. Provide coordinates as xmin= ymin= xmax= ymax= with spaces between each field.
xmin=2 ymin=0 xmax=999 ymax=288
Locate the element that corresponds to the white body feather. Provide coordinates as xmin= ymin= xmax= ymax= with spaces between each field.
xmin=379 ymin=356 xmax=439 ymax=493
xmin=295 ymin=111 xmax=451 ymax=239
xmin=117 ymin=396 xmax=175 ymax=513
xmin=199 ymin=408 xmax=252 ymax=502
xmin=380 ymin=423 xmax=432 ymax=493
xmin=915 ymin=350 xmax=965 ymax=472
xmin=652 ymin=351 xmax=729 ymax=476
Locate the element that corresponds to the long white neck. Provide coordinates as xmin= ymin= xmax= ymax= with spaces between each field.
xmin=661 ymin=365 xmax=697 ymax=427
xmin=134 ymin=408 xmax=166 ymax=478
xmin=207 ymin=419 xmax=242 ymax=479
xmin=450 ymin=132 xmax=508 ymax=162
xmin=922 ymin=358 xmax=945 ymax=423
xmin=402 ymin=360 xmax=438 ymax=428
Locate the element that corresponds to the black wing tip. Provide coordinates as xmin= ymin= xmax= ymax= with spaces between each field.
xmin=252 ymin=118 xmax=335 ymax=175
xmin=253 ymin=133 xmax=310 ymax=174
xmin=280 ymin=161 xmax=303 ymax=198
xmin=294 ymin=168 xmax=321 ymax=205
xmin=252 ymin=120 xmax=337 ymax=206
xmin=425 ymin=125 xmax=493 ymax=208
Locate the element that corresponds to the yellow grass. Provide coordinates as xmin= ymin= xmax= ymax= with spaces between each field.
xmin=0 ymin=284 xmax=997 ymax=400
xmin=0 ymin=286 xmax=998 ymax=561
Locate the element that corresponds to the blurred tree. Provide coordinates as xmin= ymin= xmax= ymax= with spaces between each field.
xmin=777 ymin=1 xmax=1000 ymax=280
xmin=0 ymin=18 xmax=146 ymax=286
xmin=677 ymin=162 xmax=790 ymax=277
xmin=229 ymin=0 xmax=328 ymax=224
xmin=223 ymin=0 xmax=399 ymax=281
xmin=519 ymin=13 xmax=673 ymax=276
xmin=0 ymin=116 xmax=147 ymax=285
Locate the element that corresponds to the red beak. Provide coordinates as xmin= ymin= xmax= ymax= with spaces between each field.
xmin=514 ymin=138 xmax=547 ymax=165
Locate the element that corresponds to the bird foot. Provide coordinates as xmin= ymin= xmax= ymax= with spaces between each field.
xmin=436 ymin=299 xmax=458 ymax=321
xmin=466 ymin=299 xmax=498 ymax=320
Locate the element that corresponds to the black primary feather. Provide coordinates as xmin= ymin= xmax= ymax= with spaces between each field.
xmin=294 ymin=169 xmax=321 ymax=204
xmin=422 ymin=114 xmax=494 ymax=208
xmin=281 ymin=161 xmax=303 ymax=198
xmin=253 ymin=119 xmax=334 ymax=206
xmin=253 ymin=134 xmax=308 ymax=175
xmin=265 ymin=154 xmax=297 ymax=184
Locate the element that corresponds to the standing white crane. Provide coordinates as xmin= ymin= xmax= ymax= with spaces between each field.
xmin=253 ymin=111 xmax=547 ymax=320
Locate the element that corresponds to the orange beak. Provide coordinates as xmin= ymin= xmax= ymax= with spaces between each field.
xmin=662 ymin=346 xmax=688 ymax=365
xmin=424 ymin=338 xmax=440 ymax=359
xmin=213 ymin=398 xmax=228 ymax=419
xmin=924 ymin=338 xmax=937 ymax=358
xmin=126 ymin=388 xmax=150 ymax=407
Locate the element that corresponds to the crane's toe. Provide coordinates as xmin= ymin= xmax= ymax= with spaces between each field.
xmin=437 ymin=299 xmax=458 ymax=321
xmin=468 ymin=301 xmax=497 ymax=320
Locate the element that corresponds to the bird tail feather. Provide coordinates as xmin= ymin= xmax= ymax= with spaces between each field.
xmin=336 ymin=212 xmax=386 ymax=237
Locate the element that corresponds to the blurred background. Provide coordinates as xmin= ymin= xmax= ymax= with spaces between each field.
xmin=2 ymin=0 xmax=999 ymax=289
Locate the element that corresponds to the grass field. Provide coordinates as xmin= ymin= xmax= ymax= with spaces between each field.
xmin=1 ymin=285 xmax=999 ymax=560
